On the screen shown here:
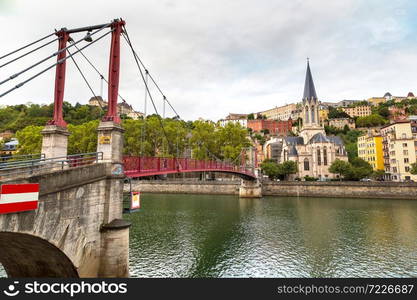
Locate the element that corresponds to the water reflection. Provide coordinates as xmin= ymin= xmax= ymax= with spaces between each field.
xmin=125 ymin=194 xmax=417 ymax=278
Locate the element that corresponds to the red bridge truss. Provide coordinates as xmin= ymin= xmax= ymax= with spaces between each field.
xmin=123 ymin=156 xmax=256 ymax=179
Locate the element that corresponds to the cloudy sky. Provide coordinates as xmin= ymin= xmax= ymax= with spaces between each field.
xmin=1 ymin=0 xmax=417 ymax=121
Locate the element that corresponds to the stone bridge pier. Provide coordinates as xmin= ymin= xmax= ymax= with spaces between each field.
xmin=239 ymin=179 xmax=262 ymax=198
xmin=0 ymin=121 xmax=130 ymax=277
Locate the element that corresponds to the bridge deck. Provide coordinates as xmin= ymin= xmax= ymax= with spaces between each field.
xmin=123 ymin=156 xmax=256 ymax=179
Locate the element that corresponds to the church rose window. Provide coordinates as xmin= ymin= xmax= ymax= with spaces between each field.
xmin=304 ymin=158 xmax=310 ymax=171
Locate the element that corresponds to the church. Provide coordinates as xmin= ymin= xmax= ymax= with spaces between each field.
xmin=280 ymin=60 xmax=348 ymax=180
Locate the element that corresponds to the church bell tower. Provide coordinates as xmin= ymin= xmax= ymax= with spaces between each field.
xmin=300 ymin=59 xmax=325 ymax=141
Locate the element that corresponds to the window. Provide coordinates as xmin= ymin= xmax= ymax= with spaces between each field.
xmin=323 ymin=147 xmax=328 ymax=165
xmin=317 ymin=148 xmax=321 ymax=166
xmin=392 ymin=167 xmax=398 ymax=173
xmin=404 ymin=158 xmax=409 ymax=163
xmin=305 ymin=106 xmax=309 ymax=124
xmin=403 ymin=150 xmax=408 ymax=156
xmin=304 ymin=158 xmax=310 ymax=171
xmin=403 ymin=143 xmax=408 ymax=147
xmin=405 ymin=166 xmax=410 ymax=172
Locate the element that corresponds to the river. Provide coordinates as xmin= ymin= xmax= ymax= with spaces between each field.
xmin=1 ymin=193 xmax=416 ymax=277
xmin=126 ymin=193 xmax=417 ymax=278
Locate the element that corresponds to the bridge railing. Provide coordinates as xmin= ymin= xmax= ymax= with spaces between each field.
xmin=123 ymin=156 xmax=255 ymax=177
xmin=0 ymin=153 xmax=45 ymax=162
xmin=0 ymin=152 xmax=103 ymax=179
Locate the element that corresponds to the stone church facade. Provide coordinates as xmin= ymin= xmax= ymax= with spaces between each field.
xmin=280 ymin=61 xmax=348 ymax=179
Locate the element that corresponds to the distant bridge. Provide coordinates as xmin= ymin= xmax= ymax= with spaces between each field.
xmin=123 ymin=156 xmax=257 ymax=180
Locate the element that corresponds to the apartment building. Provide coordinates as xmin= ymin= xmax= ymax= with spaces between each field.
xmin=341 ymin=105 xmax=372 ymax=118
xmin=259 ymin=103 xmax=298 ymax=121
xmin=380 ymin=121 xmax=417 ymax=181
xmin=219 ymin=113 xmax=248 ymax=127
xmin=328 ymin=118 xmax=356 ymax=130
xmin=357 ymin=134 xmax=384 ymax=170
xmin=247 ymin=119 xmax=293 ymax=136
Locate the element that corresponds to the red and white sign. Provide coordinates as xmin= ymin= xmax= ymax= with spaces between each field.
xmin=0 ymin=183 xmax=39 ymax=214
xmin=131 ymin=191 xmax=141 ymax=210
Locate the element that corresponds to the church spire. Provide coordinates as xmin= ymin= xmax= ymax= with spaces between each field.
xmin=303 ymin=58 xmax=317 ymax=100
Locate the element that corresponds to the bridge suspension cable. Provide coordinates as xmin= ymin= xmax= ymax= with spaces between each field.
xmin=122 ymin=27 xmax=176 ymax=156
xmin=0 ymin=36 xmax=60 ymax=69
xmin=0 ymin=31 xmax=56 ymax=60
xmin=0 ymin=23 xmax=111 ymax=87
xmin=68 ymin=41 xmax=128 ymax=103
xmin=66 ymin=48 xmax=104 ymax=111
xmin=0 ymin=29 xmax=114 ymax=98
xmin=121 ymin=25 xmax=224 ymax=162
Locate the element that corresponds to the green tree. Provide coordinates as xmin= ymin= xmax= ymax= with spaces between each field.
xmin=356 ymin=114 xmax=387 ymax=128
xmin=411 ymin=162 xmax=417 ymax=175
xmin=260 ymin=160 xmax=280 ymax=180
xmin=15 ymin=125 xmax=43 ymax=155
xmin=371 ymin=169 xmax=385 ymax=181
xmin=67 ymin=120 xmax=99 ymax=154
xmin=328 ymin=107 xmax=350 ymax=119
xmin=278 ymin=160 xmax=298 ymax=180
xmin=247 ymin=113 xmax=255 ymax=120
xmin=329 ymin=159 xmax=352 ymax=180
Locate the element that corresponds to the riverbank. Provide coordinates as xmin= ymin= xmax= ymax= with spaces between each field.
xmin=126 ymin=180 xmax=417 ymax=200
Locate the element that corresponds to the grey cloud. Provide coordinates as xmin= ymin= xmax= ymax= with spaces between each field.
xmin=1 ymin=0 xmax=417 ymax=120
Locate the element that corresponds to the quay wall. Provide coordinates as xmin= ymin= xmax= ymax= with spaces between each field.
xmin=127 ymin=180 xmax=417 ymax=200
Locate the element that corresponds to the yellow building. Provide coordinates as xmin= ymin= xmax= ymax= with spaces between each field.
xmin=341 ymin=105 xmax=372 ymax=118
xmin=380 ymin=121 xmax=417 ymax=181
xmin=319 ymin=108 xmax=329 ymax=125
xmin=260 ymin=103 xmax=297 ymax=120
xmin=357 ymin=134 xmax=384 ymax=170
xmin=367 ymin=97 xmax=386 ymax=106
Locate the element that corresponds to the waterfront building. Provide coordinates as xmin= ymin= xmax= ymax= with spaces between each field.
xmin=341 ymin=105 xmax=372 ymax=118
xmin=327 ymin=118 xmax=356 ymax=130
xmin=357 ymin=134 xmax=384 ymax=170
xmin=218 ymin=113 xmax=248 ymax=127
xmin=280 ymin=61 xmax=348 ymax=180
xmin=247 ymin=119 xmax=293 ymax=136
xmin=380 ymin=120 xmax=417 ymax=182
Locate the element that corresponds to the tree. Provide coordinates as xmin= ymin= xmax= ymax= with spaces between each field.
xmin=411 ymin=162 xmax=417 ymax=175
xmin=260 ymin=160 xmax=280 ymax=180
xmin=328 ymin=107 xmax=350 ymax=119
xmin=356 ymin=114 xmax=387 ymax=128
xmin=278 ymin=161 xmax=298 ymax=180
xmin=247 ymin=113 xmax=255 ymax=120
xmin=67 ymin=120 xmax=99 ymax=154
xmin=329 ymin=159 xmax=352 ymax=180
xmin=15 ymin=125 xmax=43 ymax=155
xmin=371 ymin=169 xmax=385 ymax=181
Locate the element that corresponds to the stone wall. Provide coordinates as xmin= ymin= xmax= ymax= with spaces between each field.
xmin=0 ymin=162 xmax=126 ymax=277
xmin=128 ymin=180 xmax=417 ymax=200
xmin=262 ymin=181 xmax=417 ymax=200
xmin=127 ymin=180 xmax=240 ymax=195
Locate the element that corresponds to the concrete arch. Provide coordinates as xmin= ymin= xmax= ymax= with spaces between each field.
xmin=0 ymin=232 xmax=79 ymax=278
